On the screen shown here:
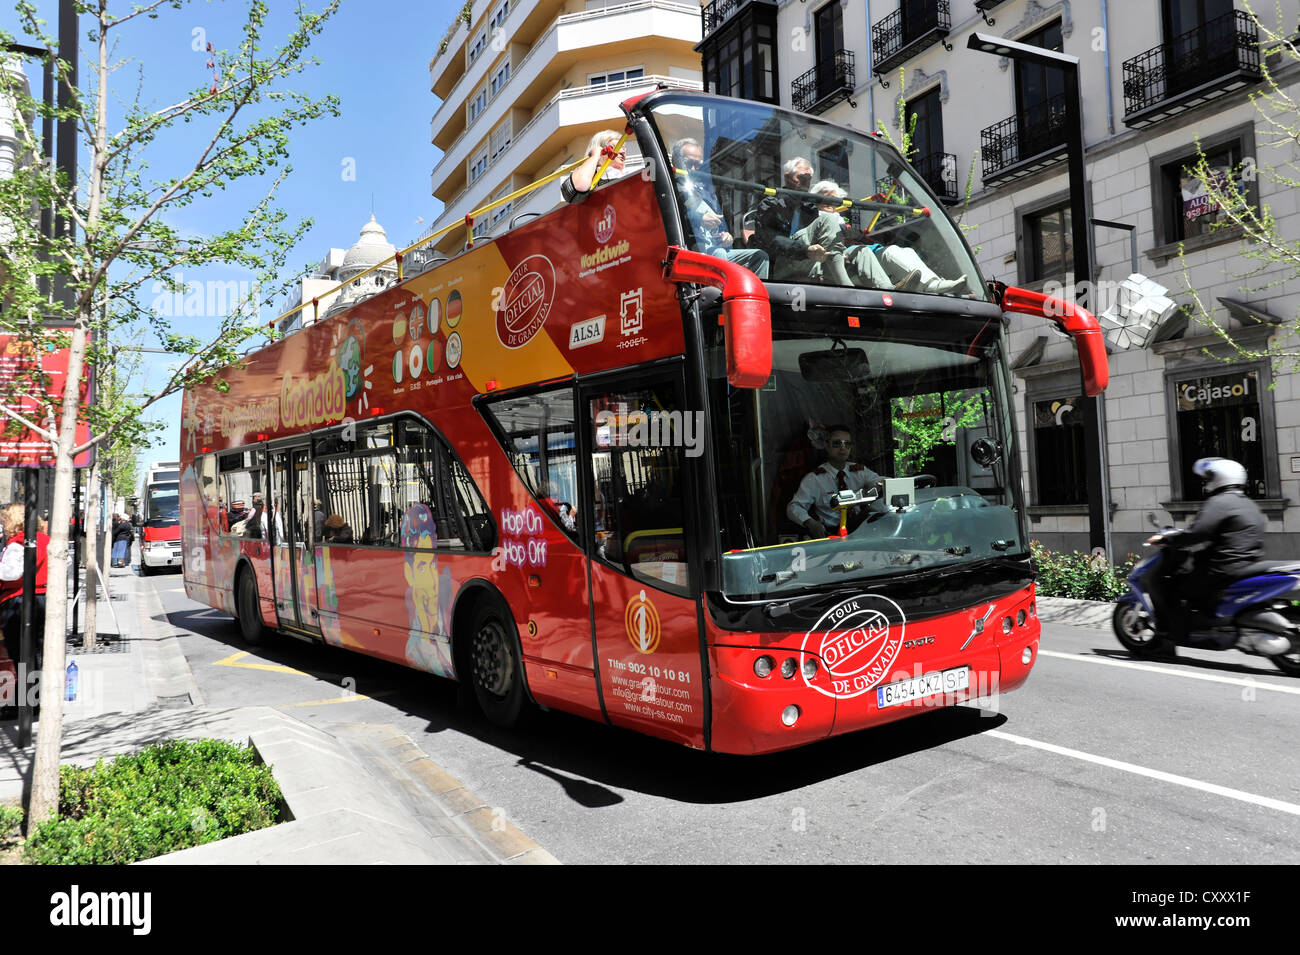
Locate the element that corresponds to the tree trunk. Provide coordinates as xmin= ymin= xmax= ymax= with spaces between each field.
xmin=26 ymin=312 xmax=90 ymax=826
xmin=83 ymin=458 xmax=99 ymax=650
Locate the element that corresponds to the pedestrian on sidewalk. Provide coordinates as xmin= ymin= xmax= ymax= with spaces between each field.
xmin=112 ymin=513 xmax=133 ymax=567
xmin=0 ymin=502 xmax=48 ymax=672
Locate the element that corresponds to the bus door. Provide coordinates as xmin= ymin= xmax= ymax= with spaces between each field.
xmin=269 ymin=444 xmax=322 ymax=636
xmin=579 ymin=369 xmax=708 ymax=748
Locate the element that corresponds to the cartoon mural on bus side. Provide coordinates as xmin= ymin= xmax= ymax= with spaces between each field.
xmin=401 ymin=503 xmax=456 ymax=678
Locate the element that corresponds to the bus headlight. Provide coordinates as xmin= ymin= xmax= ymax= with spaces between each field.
xmin=802 ymin=657 xmax=818 ymax=679
xmin=1022 ymin=646 xmax=1034 ymax=665
xmin=781 ymin=705 xmax=800 ymax=726
xmin=753 ymin=655 xmax=774 ymax=679
xmin=780 ymin=657 xmax=797 ymax=679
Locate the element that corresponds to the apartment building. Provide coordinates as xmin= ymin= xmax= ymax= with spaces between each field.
xmin=426 ymin=0 xmax=704 ymax=255
xmin=699 ymin=0 xmax=1300 ymax=558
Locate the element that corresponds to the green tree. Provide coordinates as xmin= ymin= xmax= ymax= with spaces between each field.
xmin=0 ymin=0 xmax=340 ymax=829
xmin=1177 ymin=2 xmax=1300 ymax=367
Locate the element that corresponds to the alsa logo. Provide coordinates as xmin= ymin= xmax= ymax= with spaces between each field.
xmin=594 ymin=204 xmax=616 ymax=243
xmin=570 ymin=315 xmax=605 ymax=349
xmin=801 ymin=594 xmax=905 ymax=699
xmin=496 ymin=254 xmax=556 ymax=349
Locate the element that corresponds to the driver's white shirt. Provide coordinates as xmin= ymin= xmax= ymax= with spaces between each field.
xmin=787 ymin=461 xmax=882 ymax=529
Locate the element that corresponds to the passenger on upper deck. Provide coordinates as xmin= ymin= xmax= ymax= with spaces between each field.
xmin=749 ymin=158 xmax=853 ymax=286
xmin=562 ymin=130 xmax=627 ymax=204
xmin=787 ymin=424 xmax=883 ymax=538
xmin=807 ymin=181 xmax=970 ymax=295
xmin=670 ymin=138 xmax=770 ymax=279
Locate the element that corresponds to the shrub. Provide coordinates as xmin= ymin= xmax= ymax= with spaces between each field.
xmin=23 ymin=738 xmax=282 ymax=865
xmin=0 ymin=803 xmax=22 ymax=845
xmin=1031 ymin=540 xmax=1139 ymax=602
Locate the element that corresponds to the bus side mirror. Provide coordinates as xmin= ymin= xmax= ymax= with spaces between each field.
xmin=995 ymin=283 xmax=1109 ymax=396
xmin=663 ymin=245 xmax=771 ymax=388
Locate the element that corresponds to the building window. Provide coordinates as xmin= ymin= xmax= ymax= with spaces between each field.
xmin=701 ymin=6 xmax=777 ymax=104
xmin=490 ymin=61 xmax=510 ymax=98
xmin=906 ymin=86 xmax=944 ymax=163
xmin=1024 ymin=202 xmax=1072 ymax=284
xmin=1170 ymin=367 xmax=1269 ymax=500
xmin=469 ymin=87 xmax=488 ymax=123
xmin=1029 ymin=394 xmax=1087 ymax=506
xmin=813 ymin=1 xmax=844 ymax=95
xmin=588 ymin=67 xmax=644 ymax=88
xmin=489 ymin=0 xmax=510 ymax=33
xmin=469 ymin=29 xmax=488 ymax=65
xmin=1152 ymin=126 xmax=1256 ymax=247
xmin=489 ymin=119 xmax=511 ymax=160
xmin=470 ymin=147 xmax=489 ymax=183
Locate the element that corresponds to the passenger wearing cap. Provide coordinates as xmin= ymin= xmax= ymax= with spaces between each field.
xmin=227 ymin=499 xmax=249 ymax=528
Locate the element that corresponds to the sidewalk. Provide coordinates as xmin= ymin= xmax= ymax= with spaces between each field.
xmin=0 ymin=551 xmax=557 ymax=865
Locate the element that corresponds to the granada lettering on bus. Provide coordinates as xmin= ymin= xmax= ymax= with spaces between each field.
xmin=496 ymin=254 xmax=555 ymax=348
xmin=280 ymin=367 xmax=346 ymax=428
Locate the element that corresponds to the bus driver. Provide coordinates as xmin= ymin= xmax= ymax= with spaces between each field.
xmin=787 ymin=424 xmax=882 ymax=538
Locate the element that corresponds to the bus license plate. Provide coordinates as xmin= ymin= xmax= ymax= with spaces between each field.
xmin=876 ymin=667 xmax=970 ymax=709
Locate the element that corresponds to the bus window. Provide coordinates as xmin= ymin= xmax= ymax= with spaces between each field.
xmin=482 ymin=387 xmax=580 ymax=542
xmin=587 ymin=381 xmax=692 ymax=597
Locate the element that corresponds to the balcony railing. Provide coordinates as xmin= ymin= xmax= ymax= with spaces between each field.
xmin=701 ymin=0 xmax=776 ymax=39
xmin=980 ymin=93 xmax=1068 ymax=182
xmin=792 ymin=50 xmax=855 ymax=114
xmin=1122 ymin=10 xmax=1260 ymax=127
xmin=871 ymin=1 xmax=952 ymax=77
xmin=912 ymin=151 xmax=958 ymax=203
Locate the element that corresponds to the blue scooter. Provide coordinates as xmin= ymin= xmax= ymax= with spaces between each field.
xmin=1112 ymin=521 xmax=1300 ymax=676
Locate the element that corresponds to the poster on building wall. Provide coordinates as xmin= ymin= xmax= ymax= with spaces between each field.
xmin=0 ymin=334 xmax=91 ymax=468
xmin=1182 ymin=170 xmax=1230 ymax=221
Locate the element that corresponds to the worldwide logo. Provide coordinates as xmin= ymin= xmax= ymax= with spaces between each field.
xmin=496 ymin=254 xmax=556 ymax=349
xmin=801 ymin=594 xmax=905 ymax=698
xmin=594 ymin=204 xmax=616 ymax=243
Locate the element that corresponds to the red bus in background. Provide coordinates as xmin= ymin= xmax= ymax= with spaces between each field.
xmin=179 ymin=90 xmax=1107 ymax=754
xmin=139 ymin=461 xmax=181 ymax=576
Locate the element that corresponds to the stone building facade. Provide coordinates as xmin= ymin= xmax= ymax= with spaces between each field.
xmin=697 ymin=0 xmax=1300 ymax=558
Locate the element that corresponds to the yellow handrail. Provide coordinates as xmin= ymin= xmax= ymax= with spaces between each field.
xmin=267 ymin=148 xmax=605 ymax=332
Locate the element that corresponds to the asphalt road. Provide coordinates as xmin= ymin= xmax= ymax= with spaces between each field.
xmin=150 ymin=570 xmax=1300 ymax=865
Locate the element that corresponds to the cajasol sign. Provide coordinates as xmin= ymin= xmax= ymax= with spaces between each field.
xmin=1178 ymin=371 xmax=1257 ymax=410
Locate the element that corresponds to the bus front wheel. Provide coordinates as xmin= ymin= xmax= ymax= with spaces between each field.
xmin=468 ymin=602 xmax=527 ymax=727
xmin=236 ymin=569 xmax=266 ymax=646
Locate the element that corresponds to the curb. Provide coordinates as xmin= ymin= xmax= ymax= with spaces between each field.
xmin=1035 ymin=595 xmax=1117 ymax=629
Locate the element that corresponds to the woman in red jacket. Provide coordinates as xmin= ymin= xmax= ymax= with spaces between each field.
xmin=0 ymin=502 xmax=49 ymax=671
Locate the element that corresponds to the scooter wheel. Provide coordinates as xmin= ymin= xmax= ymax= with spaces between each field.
xmin=1112 ymin=603 xmax=1174 ymax=658
xmin=1270 ymin=648 xmax=1300 ymax=677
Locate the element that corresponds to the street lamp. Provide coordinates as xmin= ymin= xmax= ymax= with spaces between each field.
xmin=967 ymin=32 xmax=1112 ymax=561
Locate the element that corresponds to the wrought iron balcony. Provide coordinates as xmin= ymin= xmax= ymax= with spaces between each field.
xmin=701 ymin=0 xmax=777 ymax=40
xmin=979 ymin=93 xmax=1068 ymax=183
xmin=792 ymin=50 xmax=856 ymax=114
xmin=1122 ymin=10 xmax=1261 ymax=127
xmin=871 ymin=1 xmax=952 ymax=78
xmin=912 ymin=151 xmax=958 ymax=203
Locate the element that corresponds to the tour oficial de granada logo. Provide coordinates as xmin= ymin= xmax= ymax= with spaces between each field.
xmin=496 ymin=253 xmax=556 ymax=349
xmin=801 ymin=594 xmax=905 ymax=698
xmin=594 ymin=204 xmax=616 ymax=244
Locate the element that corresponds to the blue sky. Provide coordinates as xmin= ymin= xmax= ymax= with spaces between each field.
xmin=2 ymin=0 xmax=458 ymax=466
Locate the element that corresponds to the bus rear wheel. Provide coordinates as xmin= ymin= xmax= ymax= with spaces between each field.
xmin=236 ymin=569 xmax=266 ymax=646
xmin=468 ymin=602 xmax=527 ymax=727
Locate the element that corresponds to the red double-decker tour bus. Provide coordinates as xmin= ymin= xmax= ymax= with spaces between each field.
xmin=180 ymin=90 xmax=1106 ymax=754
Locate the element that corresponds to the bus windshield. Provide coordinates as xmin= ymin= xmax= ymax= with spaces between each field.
xmin=709 ymin=305 xmax=1024 ymax=599
xmin=645 ymin=93 xmax=985 ymax=300
xmin=146 ymin=482 xmax=180 ymax=526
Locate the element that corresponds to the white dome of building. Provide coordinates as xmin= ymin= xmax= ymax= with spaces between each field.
xmin=340 ymin=214 xmax=397 ymax=274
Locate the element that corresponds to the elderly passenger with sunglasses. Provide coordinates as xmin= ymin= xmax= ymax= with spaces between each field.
xmin=787 ymin=424 xmax=883 ymax=538
xmin=750 ymin=157 xmax=854 ymax=285
xmin=561 ymin=129 xmax=628 ymax=204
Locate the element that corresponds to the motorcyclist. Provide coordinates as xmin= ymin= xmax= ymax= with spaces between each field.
xmin=1146 ymin=457 xmax=1267 ymax=649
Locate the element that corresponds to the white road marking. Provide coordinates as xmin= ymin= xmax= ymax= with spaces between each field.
xmin=985 ymin=729 xmax=1300 ymax=817
xmin=1038 ymin=648 xmax=1300 ymax=696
